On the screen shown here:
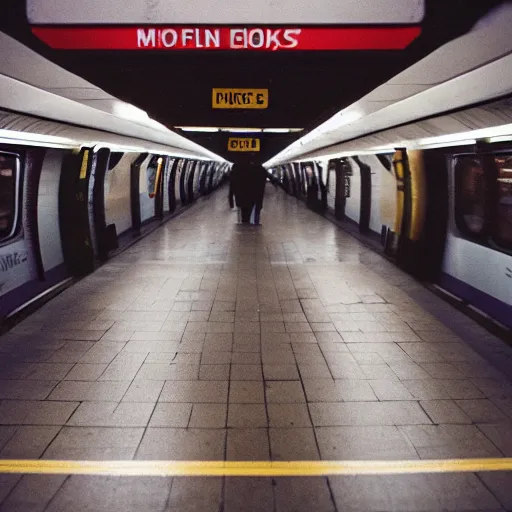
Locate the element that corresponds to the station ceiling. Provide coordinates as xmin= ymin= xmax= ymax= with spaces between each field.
xmin=0 ymin=0 xmax=505 ymax=162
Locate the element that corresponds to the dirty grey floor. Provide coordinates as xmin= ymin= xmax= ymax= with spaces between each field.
xmin=0 ymin=185 xmax=511 ymax=511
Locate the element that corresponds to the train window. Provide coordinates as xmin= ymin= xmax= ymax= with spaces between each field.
xmin=493 ymin=155 xmax=512 ymax=249
xmin=108 ymin=151 xmax=124 ymax=170
xmin=454 ymin=156 xmax=488 ymax=237
xmin=0 ymin=152 xmax=20 ymax=242
xmin=147 ymin=156 xmax=163 ymax=198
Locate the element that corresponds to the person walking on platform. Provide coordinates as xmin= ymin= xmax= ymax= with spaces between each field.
xmin=231 ymin=159 xmax=252 ymax=223
xmin=231 ymin=159 xmax=268 ymax=225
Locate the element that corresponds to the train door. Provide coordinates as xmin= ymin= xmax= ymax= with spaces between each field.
xmin=59 ymin=147 xmax=97 ymax=276
xmin=187 ymin=161 xmax=197 ymax=203
xmin=318 ymin=161 xmax=328 ymax=211
xmin=326 ymin=159 xmax=337 ymax=213
xmin=168 ymin=158 xmax=180 ymax=213
xmin=174 ymin=159 xmax=185 ymax=208
xmin=91 ymin=147 xmax=117 ymax=261
xmin=377 ymin=153 xmax=397 ymax=245
xmin=139 ymin=154 xmax=160 ymax=223
xmin=389 ymin=148 xmax=430 ymax=275
xmin=351 ymin=156 xmax=372 ymax=233
xmin=194 ymin=162 xmax=204 ymax=197
xmin=1 ymin=146 xmax=44 ymax=319
xmin=104 ymin=152 xmax=135 ymax=238
xmin=163 ymin=158 xmax=174 ymax=214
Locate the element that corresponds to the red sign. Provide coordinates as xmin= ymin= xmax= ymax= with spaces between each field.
xmin=31 ymin=26 xmax=421 ymax=51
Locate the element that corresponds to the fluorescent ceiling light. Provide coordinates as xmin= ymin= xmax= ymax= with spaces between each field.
xmin=489 ymin=135 xmax=512 ymax=143
xmin=416 ymin=140 xmax=476 ymax=149
xmin=417 ymin=123 xmax=512 ymax=146
xmin=176 ymin=127 xmax=304 ymax=134
xmin=176 ymin=126 xmax=219 ymax=132
xmin=0 ymin=128 xmax=77 ymax=148
xmin=220 ymin=128 xmax=262 ymax=133
xmin=262 ymin=128 xmax=304 ymax=133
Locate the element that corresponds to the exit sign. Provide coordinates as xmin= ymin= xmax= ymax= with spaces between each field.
xmin=228 ymin=138 xmax=260 ymax=152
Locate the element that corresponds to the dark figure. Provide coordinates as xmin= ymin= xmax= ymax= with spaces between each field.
xmin=232 ymin=161 xmax=268 ymax=224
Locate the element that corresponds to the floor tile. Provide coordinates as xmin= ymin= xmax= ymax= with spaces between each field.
xmin=228 ymin=404 xmax=268 ymax=428
xmin=263 ymin=364 xmax=299 ymax=380
xmin=329 ymin=473 xmax=501 ymax=511
xmin=0 ymin=426 xmax=60 ymax=458
xmin=188 ymin=404 xmax=227 ymax=428
xmin=229 ymin=381 xmax=265 ymax=403
xmin=419 ymin=400 xmax=471 ymax=424
xmin=199 ymin=364 xmax=230 ymax=380
xmin=136 ymin=428 xmax=225 ymax=460
xmin=275 ymin=478 xmax=335 ymax=512
xmin=309 ymin=401 xmax=432 ymax=426
xmin=160 ymin=381 xmax=228 ymax=403
xmin=455 ymin=399 xmax=509 ymax=423
xmin=67 ymin=402 xmax=154 ymax=427
xmin=400 ymin=424 xmax=503 ymax=458
xmin=265 ymin=381 xmax=306 ymax=403
xmin=167 ymin=477 xmax=223 ymax=512
xmin=148 ymin=403 xmax=192 ymax=427
xmin=316 ymin=426 xmax=418 ymax=460
xmin=224 ymin=478 xmax=274 ymax=512
xmin=0 ymin=475 xmax=66 ymax=512
xmin=270 ymin=428 xmax=320 ymax=460
xmin=477 ymin=423 xmax=512 ymax=455
xmin=268 ymin=403 xmax=312 ymax=427
xmin=231 ymin=364 xmax=263 ymax=381
xmin=45 ymin=476 xmax=172 ymax=512
xmin=227 ymin=428 xmax=269 ymax=460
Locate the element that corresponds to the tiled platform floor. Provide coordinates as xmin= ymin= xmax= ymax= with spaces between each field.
xmin=0 ymin=185 xmax=511 ymax=511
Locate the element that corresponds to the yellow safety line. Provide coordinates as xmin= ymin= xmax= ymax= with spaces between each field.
xmin=0 ymin=459 xmax=511 ymax=477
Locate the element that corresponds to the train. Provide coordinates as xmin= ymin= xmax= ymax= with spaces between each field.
xmin=269 ymin=130 xmax=512 ymax=331
xmin=0 ymin=30 xmax=231 ymax=325
xmin=0 ymin=127 xmax=229 ymax=324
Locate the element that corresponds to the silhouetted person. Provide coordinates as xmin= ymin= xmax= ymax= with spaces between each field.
xmin=232 ymin=160 xmax=268 ymax=224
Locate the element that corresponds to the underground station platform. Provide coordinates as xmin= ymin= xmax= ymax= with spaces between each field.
xmin=0 ymin=189 xmax=511 ymax=511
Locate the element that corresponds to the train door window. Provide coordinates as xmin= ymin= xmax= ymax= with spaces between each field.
xmin=493 ymin=154 xmax=512 ymax=249
xmin=0 ymin=152 xmax=20 ymax=242
xmin=146 ymin=156 xmax=162 ymax=199
xmin=454 ymin=156 xmax=488 ymax=238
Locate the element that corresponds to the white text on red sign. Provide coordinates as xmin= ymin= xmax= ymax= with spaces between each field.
xmin=138 ymin=28 xmax=302 ymax=50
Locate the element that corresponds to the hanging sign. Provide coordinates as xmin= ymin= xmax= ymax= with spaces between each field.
xmin=30 ymin=26 xmax=421 ymax=51
xmin=28 ymin=0 xmax=424 ymax=25
xmin=213 ymin=89 xmax=268 ymax=109
xmin=228 ymin=138 xmax=260 ymax=152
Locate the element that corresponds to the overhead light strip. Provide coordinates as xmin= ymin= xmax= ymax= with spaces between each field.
xmin=0 ymin=128 xmax=78 ymax=148
xmin=175 ymin=127 xmax=303 ymax=133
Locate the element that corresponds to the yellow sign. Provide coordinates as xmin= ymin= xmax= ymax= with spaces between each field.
xmin=213 ymin=88 xmax=268 ymax=109
xmin=79 ymin=150 xmax=89 ymax=179
xmin=228 ymin=138 xmax=260 ymax=152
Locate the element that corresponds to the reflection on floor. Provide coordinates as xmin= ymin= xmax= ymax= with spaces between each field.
xmin=0 ymin=185 xmax=511 ymax=511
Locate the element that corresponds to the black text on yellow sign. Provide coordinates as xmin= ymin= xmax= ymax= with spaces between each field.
xmin=213 ymin=88 xmax=268 ymax=109
xmin=228 ymin=138 xmax=261 ymax=152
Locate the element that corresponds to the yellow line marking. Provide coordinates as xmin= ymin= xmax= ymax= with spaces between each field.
xmin=0 ymin=459 xmax=511 ymax=477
